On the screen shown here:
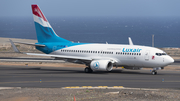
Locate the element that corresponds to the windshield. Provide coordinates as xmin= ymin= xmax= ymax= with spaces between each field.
xmin=155 ymin=53 xmax=167 ymax=56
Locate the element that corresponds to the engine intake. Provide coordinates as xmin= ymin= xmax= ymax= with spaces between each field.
xmin=90 ymin=60 xmax=113 ymax=71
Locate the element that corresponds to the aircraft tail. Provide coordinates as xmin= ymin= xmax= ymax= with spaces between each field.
xmin=31 ymin=4 xmax=71 ymax=43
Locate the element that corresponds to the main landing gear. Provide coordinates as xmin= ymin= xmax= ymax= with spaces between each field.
xmin=151 ymin=70 xmax=157 ymax=75
xmin=84 ymin=67 xmax=93 ymax=73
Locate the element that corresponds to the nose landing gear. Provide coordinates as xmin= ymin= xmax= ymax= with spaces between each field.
xmin=151 ymin=67 xmax=163 ymax=75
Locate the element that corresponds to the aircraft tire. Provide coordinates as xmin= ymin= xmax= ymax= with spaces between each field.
xmin=152 ymin=70 xmax=157 ymax=75
xmin=84 ymin=67 xmax=93 ymax=73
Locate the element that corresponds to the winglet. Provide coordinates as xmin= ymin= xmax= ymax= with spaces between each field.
xmin=9 ymin=39 xmax=21 ymax=53
xmin=128 ymin=37 xmax=133 ymax=45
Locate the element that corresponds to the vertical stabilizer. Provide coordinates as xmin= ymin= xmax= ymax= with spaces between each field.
xmin=31 ymin=4 xmax=71 ymax=43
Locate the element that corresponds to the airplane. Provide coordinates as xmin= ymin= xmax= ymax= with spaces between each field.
xmin=10 ymin=4 xmax=174 ymax=75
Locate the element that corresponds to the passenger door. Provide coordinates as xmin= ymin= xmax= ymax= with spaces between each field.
xmin=145 ymin=50 xmax=150 ymax=61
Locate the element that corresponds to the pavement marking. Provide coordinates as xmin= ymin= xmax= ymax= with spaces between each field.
xmin=65 ymin=86 xmax=80 ymax=88
xmin=98 ymin=86 xmax=108 ymax=88
xmin=82 ymin=86 xmax=92 ymax=88
xmin=113 ymin=86 xmax=124 ymax=88
xmin=63 ymin=86 xmax=124 ymax=89
xmin=0 ymin=76 xmax=34 ymax=78
xmin=0 ymin=87 xmax=21 ymax=90
xmin=62 ymin=86 xmax=161 ymax=91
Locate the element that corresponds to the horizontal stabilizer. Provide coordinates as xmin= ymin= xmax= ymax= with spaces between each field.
xmin=13 ymin=41 xmax=45 ymax=47
xmin=9 ymin=39 xmax=21 ymax=53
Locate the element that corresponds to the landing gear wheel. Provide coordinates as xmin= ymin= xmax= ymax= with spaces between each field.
xmin=152 ymin=70 xmax=157 ymax=75
xmin=84 ymin=67 xmax=93 ymax=73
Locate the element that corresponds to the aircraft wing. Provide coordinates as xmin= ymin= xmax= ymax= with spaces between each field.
xmin=26 ymin=53 xmax=118 ymax=63
xmin=26 ymin=53 xmax=92 ymax=61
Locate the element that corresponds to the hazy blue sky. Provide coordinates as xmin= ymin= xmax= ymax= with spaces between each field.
xmin=1 ymin=0 xmax=180 ymax=17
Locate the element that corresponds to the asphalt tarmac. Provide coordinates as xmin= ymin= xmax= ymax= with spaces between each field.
xmin=0 ymin=65 xmax=180 ymax=89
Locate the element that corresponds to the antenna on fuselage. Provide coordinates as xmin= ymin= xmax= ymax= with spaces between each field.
xmin=128 ymin=37 xmax=133 ymax=45
xmin=152 ymin=34 xmax=154 ymax=47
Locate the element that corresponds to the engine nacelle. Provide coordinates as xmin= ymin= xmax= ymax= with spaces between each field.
xmin=90 ymin=60 xmax=113 ymax=71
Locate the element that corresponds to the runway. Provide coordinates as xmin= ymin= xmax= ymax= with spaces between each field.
xmin=0 ymin=65 xmax=180 ymax=88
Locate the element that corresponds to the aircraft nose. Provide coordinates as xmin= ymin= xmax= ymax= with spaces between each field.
xmin=166 ymin=56 xmax=174 ymax=64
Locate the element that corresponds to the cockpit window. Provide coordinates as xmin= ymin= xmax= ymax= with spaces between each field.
xmin=155 ymin=53 xmax=167 ymax=56
xmin=161 ymin=53 xmax=166 ymax=55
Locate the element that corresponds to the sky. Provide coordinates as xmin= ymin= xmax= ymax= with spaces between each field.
xmin=1 ymin=0 xmax=180 ymax=17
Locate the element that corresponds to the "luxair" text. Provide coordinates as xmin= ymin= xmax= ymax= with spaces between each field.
xmin=122 ymin=48 xmax=142 ymax=52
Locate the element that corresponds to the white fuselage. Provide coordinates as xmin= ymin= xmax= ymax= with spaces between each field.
xmin=51 ymin=43 xmax=174 ymax=68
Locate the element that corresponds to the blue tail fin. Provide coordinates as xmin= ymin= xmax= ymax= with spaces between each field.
xmin=31 ymin=4 xmax=71 ymax=43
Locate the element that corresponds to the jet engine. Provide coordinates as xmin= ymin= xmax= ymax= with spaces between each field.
xmin=90 ymin=60 xmax=113 ymax=71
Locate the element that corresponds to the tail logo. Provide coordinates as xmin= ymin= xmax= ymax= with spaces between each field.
xmin=31 ymin=4 xmax=71 ymax=43
xmin=34 ymin=8 xmax=43 ymax=20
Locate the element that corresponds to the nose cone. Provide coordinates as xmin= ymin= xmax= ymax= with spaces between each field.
xmin=167 ymin=56 xmax=174 ymax=64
